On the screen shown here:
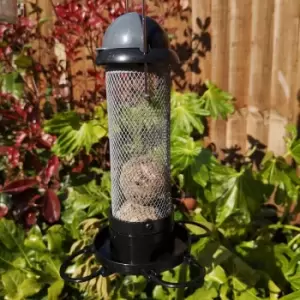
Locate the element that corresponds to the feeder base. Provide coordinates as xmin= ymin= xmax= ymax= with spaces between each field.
xmin=60 ymin=221 xmax=207 ymax=288
xmin=93 ymin=222 xmax=188 ymax=275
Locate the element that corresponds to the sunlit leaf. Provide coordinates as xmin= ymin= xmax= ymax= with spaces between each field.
xmin=44 ymin=108 xmax=107 ymax=157
xmin=201 ymin=81 xmax=234 ymax=119
xmin=48 ymin=280 xmax=64 ymax=300
xmin=280 ymin=291 xmax=300 ymax=300
xmin=171 ymin=135 xmax=202 ymax=173
xmin=231 ymin=276 xmax=262 ymax=300
xmin=171 ymin=90 xmax=209 ymax=135
xmin=215 ymin=168 xmax=264 ymax=226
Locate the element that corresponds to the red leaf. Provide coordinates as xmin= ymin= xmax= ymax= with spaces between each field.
xmin=25 ymin=211 xmax=37 ymax=226
xmin=0 ymin=110 xmax=21 ymax=121
xmin=1 ymin=179 xmax=39 ymax=193
xmin=72 ymin=160 xmax=84 ymax=173
xmin=42 ymin=156 xmax=60 ymax=185
xmin=8 ymin=148 xmax=20 ymax=168
xmin=42 ymin=189 xmax=60 ymax=223
xmin=13 ymin=104 xmax=27 ymax=121
xmin=37 ymin=133 xmax=56 ymax=149
xmin=15 ymin=131 xmax=27 ymax=147
xmin=0 ymin=204 xmax=8 ymax=218
xmin=0 ymin=146 xmax=12 ymax=155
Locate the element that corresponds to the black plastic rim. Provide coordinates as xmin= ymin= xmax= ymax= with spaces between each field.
xmin=59 ymin=220 xmax=209 ymax=287
xmin=109 ymin=213 xmax=174 ymax=236
xmin=96 ymin=48 xmax=179 ymax=66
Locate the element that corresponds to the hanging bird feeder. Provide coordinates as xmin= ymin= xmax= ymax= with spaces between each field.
xmin=0 ymin=0 xmax=17 ymax=23
xmin=60 ymin=2 xmax=207 ymax=288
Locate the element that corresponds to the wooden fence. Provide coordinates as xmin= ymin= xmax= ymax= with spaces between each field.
xmin=37 ymin=0 xmax=300 ymax=156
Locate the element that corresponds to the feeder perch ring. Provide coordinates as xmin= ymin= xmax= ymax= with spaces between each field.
xmin=59 ymin=247 xmax=111 ymax=283
xmin=60 ymin=220 xmax=209 ymax=288
xmin=142 ymin=254 xmax=205 ymax=289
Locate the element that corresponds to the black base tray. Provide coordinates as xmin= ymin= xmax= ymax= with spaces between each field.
xmin=93 ymin=222 xmax=189 ymax=276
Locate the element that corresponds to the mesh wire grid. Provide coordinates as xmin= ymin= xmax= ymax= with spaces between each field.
xmin=106 ymin=66 xmax=172 ymax=222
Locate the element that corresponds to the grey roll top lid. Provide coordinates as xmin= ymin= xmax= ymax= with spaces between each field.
xmin=96 ymin=12 xmax=179 ymax=66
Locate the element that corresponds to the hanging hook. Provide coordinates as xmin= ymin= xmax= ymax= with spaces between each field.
xmin=142 ymin=0 xmax=150 ymax=101
xmin=125 ymin=0 xmax=130 ymax=12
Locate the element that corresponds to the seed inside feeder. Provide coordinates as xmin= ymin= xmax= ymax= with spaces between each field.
xmin=115 ymin=201 xmax=158 ymax=222
xmin=120 ymin=155 xmax=165 ymax=206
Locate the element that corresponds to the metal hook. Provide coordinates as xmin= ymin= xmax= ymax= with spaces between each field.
xmin=142 ymin=0 xmax=150 ymax=101
xmin=125 ymin=0 xmax=130 ymax=12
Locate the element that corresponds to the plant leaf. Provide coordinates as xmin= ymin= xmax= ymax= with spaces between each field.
xmin=216 ymin=168 xmax=264 ymax=226
xmin=24 ymin=225 xmax=47 ymax=252
xmin=201 ymin=81 xmax=234 ymax=119
xmin=14 ymin=55 xmax=33 ymax=69
xmin=1 ymin=179 xmax=38 ymax=193
xmin=171 ymin=90 xmax=209 ymax=135
xmin=171 ymin=135 xmax=202 ymax=173
xmin=48 ymin=280 xmax=64 ymax=300
xmin=0 ymin=72 xmax=24 ymax=99
xmin=289 ymin=140 xmax=300 ymax=165
xmin=280 ymin=291 xmax=300 ymax=300
xmin=186 ymin=286 xmax=218 ymax=300
xmin=42 ymin=189 xmax=61 ymax=223
xmin=46 ymin=225 xmax=66 ymax=253
xmin=231 ymin=276 xmax=262 ymax=300
xmin=0 ymin=218 xmax=24 ymax=250
xmin=44 ymin=110 xmax=107 ymax=157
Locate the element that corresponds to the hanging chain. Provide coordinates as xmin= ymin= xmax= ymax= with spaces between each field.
xmin=142 ymin=0 xmax=150 ymax=100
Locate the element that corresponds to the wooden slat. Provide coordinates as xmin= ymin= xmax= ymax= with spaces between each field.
xmin=246 ymin=0 xmax=274 ymax=147
xmin=226 ymin=0 xmax=252 ymax=152
xmin=209 ymin=0 xmax=229 ymax=153
xmin=191 ymin=0 xmax=211 ymax=84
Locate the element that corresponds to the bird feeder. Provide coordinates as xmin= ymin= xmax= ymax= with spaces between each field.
xmin=0 ymin=0 xmax=17 ymax=23
xmin=60 ymin=9 xmax=206 ymax=288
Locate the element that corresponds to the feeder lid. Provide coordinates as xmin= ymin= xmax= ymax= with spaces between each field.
xmin=96 ymin=12 xmax=179 ymax=66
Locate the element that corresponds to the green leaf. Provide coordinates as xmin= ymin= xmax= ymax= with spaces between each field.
xmin=2 ymin=270 xmax=26 ymax=300
xmin=201 ymin=81 xmax=235 ymax=119
xmin=24 ymin=225 xmax=47 ymax=252
xmin=171 ymin=135 xmax=202 ymax=173
xmin=289 ymin=140 xmax=300 ymax=165
xmin=186 ymin=286 xmax=218 ymax=300
xmin=44 ymin=109 xmax=107 ymax=157
xmin=0 ymin=218 xmax=24 ymax=250
xmin=191 ymin=148 xmax=217 ymax=187
xmin=2 ymin=270 xmax=41 ymax=300
xmin=46 ymin=225 xmax=66 ymax=253
xmin=0 ymin=72 xmax=24 ymax=98
xmin=260 ymin=157 xmax=298 ymax=202
xmin=48 ymin=280 xmax=64 ymax=300
xmin=39 ymin=254 xmax=61 ymax=280
xmin=216 ymin=169 xmax=263 ymax=226
xmin=14 ymin=55 xmax=33 ymax=69
xmin=171 ymin=90 xmax=209 ymax=135
xmin=19 ymin=278 xmax=42 ymax=298
xmin=231 ymin=276 xmax=262 ymax=300
xmin=0 ymin=247 xmax=18 ymax=272
xmin=280 ymin=290 xmax=300 ymax=300
xmin=206 ymin=265 xmax=227 ymax=284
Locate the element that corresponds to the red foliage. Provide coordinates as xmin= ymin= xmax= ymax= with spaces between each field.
xmin=42 ymin=188 xmax=61 ymax=224
xmin=1 ymin=179 xmax=39 ymax=193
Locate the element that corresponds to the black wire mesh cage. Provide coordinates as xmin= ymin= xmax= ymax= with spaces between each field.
xmin=107 ymin=65 xmax=172 ymax=222
xmin=60 ymin=9 xmax=207 ymax=289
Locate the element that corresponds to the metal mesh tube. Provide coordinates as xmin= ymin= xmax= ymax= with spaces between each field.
xmin=106 ymin=67 xmax=172 ymax=222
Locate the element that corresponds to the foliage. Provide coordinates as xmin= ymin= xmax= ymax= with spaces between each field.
xmin=0 ymin=218 xmax=67 ymax=300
